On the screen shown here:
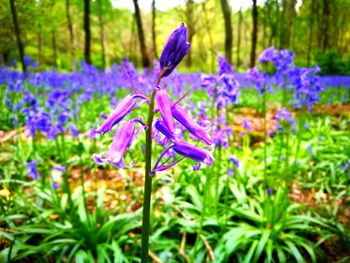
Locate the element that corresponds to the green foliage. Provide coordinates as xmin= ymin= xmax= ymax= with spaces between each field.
xmin=314 ymin=50 xmax=350 ymax=76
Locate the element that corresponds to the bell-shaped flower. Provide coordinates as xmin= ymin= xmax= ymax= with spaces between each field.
xmin=160 ymin=23 xmax=190 ymax=78
xmin=155 ymin=87 xmax=175 ymax=133
xmin=171 ymin=104 xmax=212 ymax=145
xmin=94 ymin=94 xmax=148 ymax=134
xmin=173 ymin=140 xmax=215 ymax=166
xmin=154 ymin=118 xmax=175 ymax=141
xmin=151 ymin=140 xmax=214 ymax=174
xmin=93 ymin=118 xmax=145 ymax=168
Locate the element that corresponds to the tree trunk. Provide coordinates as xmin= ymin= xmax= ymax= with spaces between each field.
xmin=98 ymin=0 xmax=107 ymax=70
xmin=201 ymin=1 xmax=215 ymax=72
xmin=151 ymin=0 xmax=157 ymax=60
xmin=322 ymin=0 xmax=330 ymax=51
xmin=132 ymin=0 xmax=150 ymax=68
xmin=186 ymin=27 xmax=194 ymax=67
xmin=220 ymin=0 xmax=233 ymax=63
xmin=272 ymin=0 xmax=279 ymax=47
xmin=52 ymin=30 xmax=57 ymax=67
xmin=236 ymin=7 xmax=242 ymax=67
xmin=306 ymin=0 xmax=315 ymax=66
xmin=37 ymin=26 xmax=43 ymax=66
xmin=9 ymin=0 xmax=26 ymax=72
xmin=287 ymin=0 xmax=297 ymax=49
xmin=185 ymin=0 xmax=195 ymax=68
xmin=84 ymin=0 xmax=92 ymax=64
xmin=279 ymin=0 xmax=288 ymax=48
xmin=250 ymin=0 xmax=258 ymax=67
xmin=66 ymin=0 xmax=76 ymax=71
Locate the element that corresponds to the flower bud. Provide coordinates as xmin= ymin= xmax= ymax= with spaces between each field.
xmin=160 ymin=23 xmax=190 ymax=78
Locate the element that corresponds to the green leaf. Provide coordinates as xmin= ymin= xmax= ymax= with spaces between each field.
xmin=253 ymin=229 xmax=270 ymax=262
xmin=243 ymin=240 xmax=258 ymax=263
xmin=285 ymin=240 xmax=305 ymax=263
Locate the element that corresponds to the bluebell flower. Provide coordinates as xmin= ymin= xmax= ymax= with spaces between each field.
xmin=160 ymin=23 xmax=190 ymax=77
xmin=228 ymin=154 xmax=240 ymax=169
xmin=26 ymin=160 xmax=39 ymax=180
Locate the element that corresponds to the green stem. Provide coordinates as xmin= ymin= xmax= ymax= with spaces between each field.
xmin=262 ymin=87 xmax=268 ymax=189
xmin=141 ymin=87 xmax=157 ymax=262
xmin=78 ymin=138 xmax=89 ymax=222
xmin=59 ymin=134 xmax=74 ymax=211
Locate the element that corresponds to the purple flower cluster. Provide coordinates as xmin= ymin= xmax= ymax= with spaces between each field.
xmin=275 ymin=107 xmax=296 ymax=131
xmin=92 ymin=23 xmax=214 ymax=173
xmin=291 ymin=66 xmax=325 ymax=110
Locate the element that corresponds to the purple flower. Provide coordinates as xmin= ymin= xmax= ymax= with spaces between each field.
xmin=173 ymin=140 xmax=214 ymax=166
xmin=94 ymin=94 xmax=148 ymax=134
xmin=228 ymin=167 xmax=234 ymax=176
xmin=275 ymin=108 xmax=295 ymax=131
xmin=93 ymin=119 xmax=145 ymax=168
xmin=172 ymin=104 xmax=212 ymax=145
xmin=258 ymin=47 xmax=278 ymax=64
xmin=155 ymin=87 xmax=175 ymax=133
xmin=52 ymin=183 xmax=60 ymax=189
xmin=218 ymin=55 xmax=233 ymax=76
xmin=53 ymin=165 xmax=66 ymax=173
xmin=152 ymin=140 xmax=215 ymax=173
xmin=228 ymin=154 xmax=240 ymax=169
xmin=243 ymin=118 xmax=252 ymax=131
xmin=26 ymin=160 xmax=39 ymax=180
xmin=160 ymin=23 xmax=190 ymax=77
xmin=70 ymin=123 xmax=79 ymax=138
xmin=154 ymin=118 xmax=176 ymax=141
xmin=267 ymin=188 xmax=274 ymax=196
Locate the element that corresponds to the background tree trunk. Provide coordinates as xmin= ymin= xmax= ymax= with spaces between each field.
xmin=321 ymin=0 xmax=330 ymax=51
xmin=132 ymin=0 xmax=150 ymax=68
xmin=9 ymin=0 xmax=26 ymax=72
xmin=236 ymin=7 xmax=242 ymax=68
xmin=201 ymin=1 xmax=215 ymax=72
xmin=84 ymin=0 xmax=92 ymax=64
xmin=66 ymin=0 xmax=76 ymax=71
xmin=37 ymin=26 xmax=43 ymax=66
xmin=306 ymin=0 xmax=315 ymax=66
xmin=151 ymin=0 xmax=157 ymax=60
xmin=250 ymin=0 xmax=258 ymax=67
xmin=98 ymin=0 xmax=107 ymax=69
xmin=52 ymin=30 xmax=57 ymax=67
xmin=220 ymin=0 xmax=233 ymax=63
xmin=184 ymin=0 xmax=195 ymax=68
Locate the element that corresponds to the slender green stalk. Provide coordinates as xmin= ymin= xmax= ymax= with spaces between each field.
xmin=78 ymin=138 xmax=90 ymax=223
xmin=214 ymin=145 xmax=222 ymax=215
xmin=293 ymin=108 xmax=306 ymax=167
xmin=262 ymin=86 xmax=268 ymax=189
xmin=58 ymin=134 xmax=74 ymax=211
xmin=141 ymin=69 xmax=166 ymax=262
xmin=141 ymin=89 xmax=156 ymax=262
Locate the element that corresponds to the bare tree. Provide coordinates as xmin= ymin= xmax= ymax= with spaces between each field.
xmin=37 ymin=25 xmax=43 ymax=66
xmin=306 ymin=0 xmax=315 ymax=66
xmin=236 ymin=7 xmax=242 ymax=67
xmin=184 ymin=0 xmax=196 ymax=67
xmin=201 ymin=1 xmax=215 ymax=72
xmin=321 ymin=0 xmax=330 ymax=51
xmin=52 ymin=30 xmax=57 ymax=67
xmin=98 ymin=0 xmax=107 ymax=69
xmin=250 ymin=0 xmax=258 ymax=67
xmin=84 ymin=0 xmax=92 ymax=64
xmin=220 ymin=0 xmax=233 ymax=63
xmin=132 ymin=0 xmax=150 ymax=68
xmin=151 ymin=0 xmax=157 ymax=59
xmin=9 ymin=0 xmax=26 ymax=72
xmin=66 ymin=0 xmax=76 ymax=71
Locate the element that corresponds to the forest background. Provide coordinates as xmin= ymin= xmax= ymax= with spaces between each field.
xmin=1 ymin=0 xmax=349 ymax=75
